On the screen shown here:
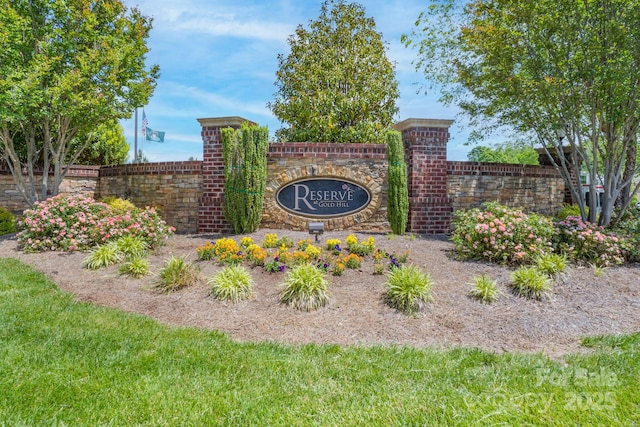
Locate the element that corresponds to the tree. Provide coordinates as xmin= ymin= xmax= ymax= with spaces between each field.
xmin=404 ymin=0 xmax=640 ymax=226
xmin=0 ymin=0 xmax=159 ymax=205
xmin=69 ymin=120 xmax=129 ymax=165
xmin=268 ymin=0 xmax=399 ymax=144
xmin=467 ymin=143 xmax=539 ymax=165
xmin=386 ymin=130 xmax=408 ymax=234
xmin=222 ymin=123 xmax=269 ymax=234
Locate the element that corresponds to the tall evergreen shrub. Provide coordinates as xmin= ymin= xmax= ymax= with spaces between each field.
xmin=222 ymin=123 xmax=269 ymax=233
xmin=386 ymin=130 xmax=409 ymax=234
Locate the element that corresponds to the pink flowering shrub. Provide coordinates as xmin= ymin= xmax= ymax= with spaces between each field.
xmin=554 ymin=216 xmax=624 ymax=266
xmin=17 ymin=194 xmax=174 ymax=253
xmin=451 ymin=202 xmax=555 ymax=264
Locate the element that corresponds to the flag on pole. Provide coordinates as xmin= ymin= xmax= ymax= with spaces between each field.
xmin=145 ymin=128 xmax=165 ymax=142
xmin=141 ymin=110 xmax=148 ymax=137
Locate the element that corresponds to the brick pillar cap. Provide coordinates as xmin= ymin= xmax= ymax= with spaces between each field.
xmin=197 ymin=116 xmax=257 ymax=128
xmin=394 ymin=118 xmax=454 ymax=132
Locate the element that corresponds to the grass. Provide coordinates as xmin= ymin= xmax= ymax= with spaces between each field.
xmin=511 ymin=266 xmax=552 ymax=300
xmin=280 ymin=264 xmax=330 ymax=311
xmin=157 ymin=256 xmax=200 ymax=292
xmin=384 ymin=265 xmax=434 ymax=314
xmin=469 ymin=274 xmax=501 ymax=303
xmin=1 ymin=257 xmax=639 ymax=425
xmin=208 ymin=265 xmax=254 ymax=302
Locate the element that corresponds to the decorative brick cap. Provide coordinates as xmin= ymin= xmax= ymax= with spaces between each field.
xmin=196 ymin=116 xmax=257 ymax=128
xmin=393 ymin=118 xmax=454 ymax=132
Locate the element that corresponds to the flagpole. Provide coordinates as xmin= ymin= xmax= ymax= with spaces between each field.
xmin=134 ymin=108 xmax=139 ymax=163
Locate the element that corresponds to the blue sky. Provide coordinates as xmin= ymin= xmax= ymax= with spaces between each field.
xmin=120 ymin=0 xmax=475 ymax=162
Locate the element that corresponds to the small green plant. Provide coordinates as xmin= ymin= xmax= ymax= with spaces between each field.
xmin=591 ymin=263 xmax=606 ymax=277
xmin=469 ymin=275 xmax=500 ymax=303
xmin=83 ymin=242 xmax=123 ymax=270
xmin=332 ymin=261 xmax=345 ymax=276
xmin=265 ymin=259 xmax=285 ymax=273
xmin=119 ymin=257 xmax=150 ymax=278
xmin=115 ymin=235 xmax=148 ymax=259
xmin=208 ymin=266 xmax=254 ymax=302
xmin=276 ymin=235 xmax=294 ymax=248
xmin=157 ymin=256 xmax=200 ymax=293
xmin=0 ymin=206 xmax=16 ymax=235
xmin=534 ymin=253 xmax=567 ymax=276
xmin=280 ymin=264 xmax=330 ymax=312
xmin=373 ymin=263 xmax=385 ymax=275
xmin=511 ymin=266 xmax=551 ymax=300
xmin=262 ymin=233 xmax=279 ymax=248
xmin=325 ymin=238 xmax=342 ymax=251
xmin=102 ymin=197 xmax=137 ymax=214
xmin=196 ymin=242 xmax=216 ymax=260
xmin=384 ymin=265 xmax=434 ymax=315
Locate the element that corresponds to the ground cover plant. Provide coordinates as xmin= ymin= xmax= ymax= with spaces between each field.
xmin=1 ymin=258 xmax=638 ymax=425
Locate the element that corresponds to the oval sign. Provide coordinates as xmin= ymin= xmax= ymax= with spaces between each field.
xmin=276 ymin=178 xmax=371 ymax=218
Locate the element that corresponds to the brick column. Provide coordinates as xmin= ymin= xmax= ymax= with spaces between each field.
xmin=197 ymin=116 xmax=256 ymax=233
xmin=394 ymin=118 xmax=454 ymax=234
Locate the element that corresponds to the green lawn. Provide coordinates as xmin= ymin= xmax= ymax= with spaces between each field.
xmin=1 ymin=257 xmax=638 ymax=426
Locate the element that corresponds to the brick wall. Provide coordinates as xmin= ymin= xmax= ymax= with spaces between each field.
xmin=395 ymin=118 xmax=454 ymax=234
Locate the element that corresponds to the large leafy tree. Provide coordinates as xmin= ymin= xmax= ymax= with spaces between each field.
xmin=404 ymin=0 xmax=640 ymax=226
xmin=0 ymin=0 xmax=159 ymax=205
xmin=268 ymin=0 xmax=399 ymax=144
xmin=70 ymin=120 xmax=129 ymax=165
xmin=467 ymin=143 xmax=539 ymax=165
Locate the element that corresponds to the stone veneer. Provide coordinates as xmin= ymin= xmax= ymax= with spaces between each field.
xmin=262 ymin=142 xmax=388 ymax=232
xmin=447 ymin=161 xmax=566 ymax=216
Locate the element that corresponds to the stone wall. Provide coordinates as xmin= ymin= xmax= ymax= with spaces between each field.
xmin=0 ymin=165 xmax=100 ymax=214
xmin=95 ymin=162 xmax=202 ymax=233
xmin=447 ymin=161 xmax=566 ymax=216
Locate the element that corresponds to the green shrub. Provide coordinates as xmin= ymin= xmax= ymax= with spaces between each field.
xmin=468 ymin=275 xmax=500 ymax=303
xmin=554 ymin=216 xmax=624 ymax=266
xmin=102 ymin=197 xmax=137 ymax=214
xmin=0 ymin=206 xmax=16 ymax=235
xmin=451 ymin=202 xmax=555 ymax=265
xmin=384 ymin=265 xmax=434 ymax=315
xmin=157 ymin=257 xmax=200 ymax=293
xmin=17 ymin=194 xmax=173 ymax=252
xmin=386 ymin=130 xmax=409 ymax=235
xmin=556 ymin=204 xmax=586 ymax=220
xmin=208 ymin=266 xmax=254 ymax=302
xmin=280 ymin=264 xmax=330 ymax=311
xmin=222 ymin=123 xmax=269 ymax=234
xmin=615 ymin=211 xmax=640 ymax=262
xmin=534 ymin=253 xmax=567 ymax=276
xmin=511 ymin=266 xmax=551 ymax=300
xmin=83 ymin=242 xmax=123 ymax=270
xmin=119 ymin=257 xmax=150 ymax=278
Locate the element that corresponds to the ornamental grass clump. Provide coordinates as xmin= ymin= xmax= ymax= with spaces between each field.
xmin=534 ymin=253 xmax=567 ymax=276
xmin=115 ymin=235 xmax=148 ymax=259
xmin=384 ymin=265 xmax=434 ymax=315
xmin=511 ymin=266 xmax=551 ymax=300
xmin=208 ymin=266 xmax=254 ymax=302
xmin=157 ymin=256 xmax=200 ymax=293
xmin=280 ymin=264 xmax=330 ymax=312
xmin=83 ymin=241 xmax=123 ymax=270
xmin=451 ymin=202 xmax=555 ymax=265
xmin=119 ymin=257 xmax=150 ymax=278
xmin=554 ymin=216 xmax=624 ymax=267
xmin=468 ymin=275 xmax=500 ymax=304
